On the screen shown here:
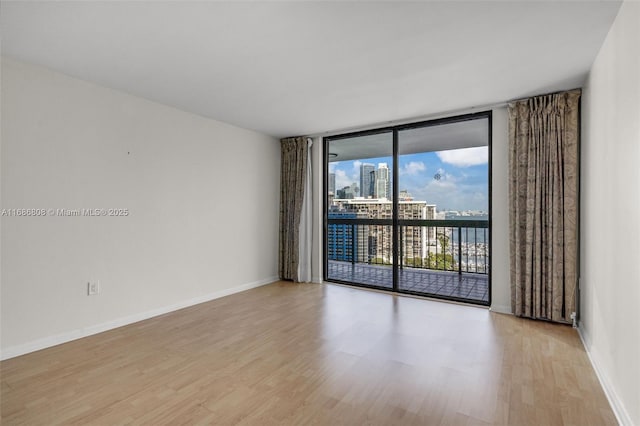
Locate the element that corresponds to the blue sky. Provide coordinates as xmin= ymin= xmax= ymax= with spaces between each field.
xmin=329 ymin=147 xmax=488 ymax=212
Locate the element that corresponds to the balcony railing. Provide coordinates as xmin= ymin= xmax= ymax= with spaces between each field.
xmin=327 ymin=219 xmax=489 ymax=275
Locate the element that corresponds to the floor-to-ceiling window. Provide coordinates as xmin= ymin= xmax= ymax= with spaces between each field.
xmin=324 ymin=112 xmax=491 ymax=305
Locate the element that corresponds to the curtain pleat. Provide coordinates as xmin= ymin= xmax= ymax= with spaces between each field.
xmin=279 ymin=136 xmax=308 ymax=282
xmin=297 ymin=139 xmax=313 ymax=283
xmin=508 ymin=89 xmax=580 ymax=323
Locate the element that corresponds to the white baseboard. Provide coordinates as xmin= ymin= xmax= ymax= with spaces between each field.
xmin=577 ymin=324 xmax=633 ymax=426
xmin=0 ymin=276 xmax=278 ymax=361
xmin=489 ymin=304 xmax=512 ymax=314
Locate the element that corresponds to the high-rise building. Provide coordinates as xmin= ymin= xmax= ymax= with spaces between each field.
xmin=328 ymin=173 xmax=336 ymax=195
xmin=331 ymin=198 xmax=436 ymax=264
xmin=327 ymin=211 xmax=370 ymax=263
xmin=398 ymin=189 xmax=413 ymax=201
xmin=336 ymin=186 xmax=349 ymax=199
xmin=369 ymin=170 xmax=376 ymax=198
xmin=375 ymin=163 xmax=391 ymax=199
xmin=336 ymin=182 xmax=359 ymax=199
xmin=350 ymin=182 xmax=359 ymax=198
xmin=359 ymin=163 xmax=375 ymax=198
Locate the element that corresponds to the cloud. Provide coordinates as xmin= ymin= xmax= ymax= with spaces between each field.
xmin=426 ymin=178 xmax=457 ymax=191
xmin=408 ymin=166 xmax=490 ymax=210
xmin=332 ymin=167 xmax=359 ymax=191
xmin=400 ymin=161 xmax=426 ymax=176
xmin=432 ymin=168 xmax=458 ymax=183
xmin=472 ymin=191 xmax=486 ymax=202
xmin=436 ymin=146 xmax=488 ymax=167
xmin=411 ymin=179 xmax=488 ymax=211
xmin=333 ymin=169 xmax=350 ymax=189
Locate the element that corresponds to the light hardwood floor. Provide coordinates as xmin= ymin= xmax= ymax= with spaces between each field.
xmin=1 ymin=282 xmax=616 ymax=425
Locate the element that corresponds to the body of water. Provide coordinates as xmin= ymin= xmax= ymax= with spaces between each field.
xmin=443 ymin=215 xmax=489 ymax=245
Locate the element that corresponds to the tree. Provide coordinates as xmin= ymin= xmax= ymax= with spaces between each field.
xmin=428 ymin=232 xmax=456 ymax=270
xmin=437 ymin=232 xmax=450 ymax=253
xmin=426 ymin=252 xmax=456 ymax=271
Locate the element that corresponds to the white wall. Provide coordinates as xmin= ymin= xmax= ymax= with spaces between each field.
xmin=580 ymin=2 xmax=640 ymax=425
xmin=490 ymin=107 xmax=511 ymax=314
xmin=0 ymin=58 xmax=280 ymax=358
xmin=311 ymin=137 xmax=324 ymax=283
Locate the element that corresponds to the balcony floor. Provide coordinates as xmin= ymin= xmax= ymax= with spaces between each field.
xmin=327 ymin=260 xmax=489 ymax=304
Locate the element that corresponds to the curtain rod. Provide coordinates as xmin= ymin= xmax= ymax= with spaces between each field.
xmin=307 ymin=87 xmax=581 ymax=139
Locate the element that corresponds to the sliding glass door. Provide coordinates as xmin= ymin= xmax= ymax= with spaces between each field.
xmin=396 ymin=117 xmax=490 ymax=302
xmin=324 ymin=112 xmax=491 ymax=305
xmin=326 ymin=131 xmax=394 ymax=290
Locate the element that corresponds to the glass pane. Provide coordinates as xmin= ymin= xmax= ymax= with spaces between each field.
xmin=326 ymin=132 xmax=393 ymax=289
xmin=397 ymin=117 xmax=490 ymax=303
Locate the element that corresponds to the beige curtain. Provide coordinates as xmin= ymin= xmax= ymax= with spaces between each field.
xmin=508 ymin=89 xmax=580 ymax=323
xmin=279 ymin=137 xmax=308 ymax=282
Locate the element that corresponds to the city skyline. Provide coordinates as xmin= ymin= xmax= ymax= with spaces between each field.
xmin=328 ymin=146 xmax=488 ymax=212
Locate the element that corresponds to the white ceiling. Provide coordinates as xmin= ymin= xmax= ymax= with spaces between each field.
xmin=328 ymin=116 xmax=489 ymax=162
xmin=1 ymin=1 xmax=621 ymax=138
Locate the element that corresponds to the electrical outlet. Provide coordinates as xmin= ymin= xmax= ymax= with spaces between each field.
xmin=87 ymin=280 xmax=100 ymax=295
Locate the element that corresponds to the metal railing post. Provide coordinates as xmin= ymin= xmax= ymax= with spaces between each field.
xmin=399 ymin=226 xmax=403 ymax=270
xmin=351 ymin=223 xmax=356 ymax=265
xmin=458 ymin=226 xmax=462 ymax=275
